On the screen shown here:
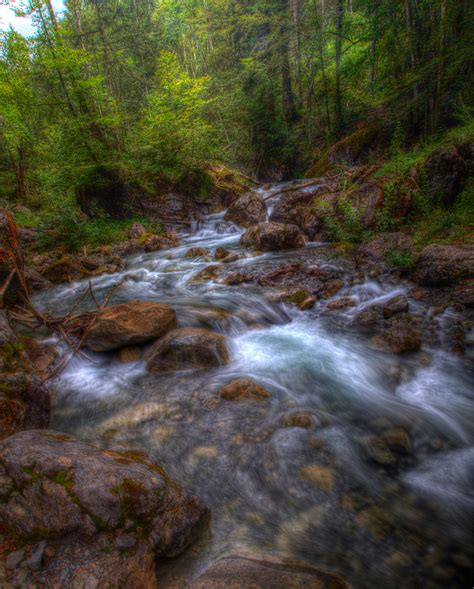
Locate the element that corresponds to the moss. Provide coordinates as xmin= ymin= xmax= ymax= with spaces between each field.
xmin=385 ymin=249 xmax=414 ymax=269
xmin=21 ymin=466 xmax=41 ymax=482
xmin=0 ymin=341 xmax=26 ymax=373
xmin=284 ymin=290 xmax=311 ymax=305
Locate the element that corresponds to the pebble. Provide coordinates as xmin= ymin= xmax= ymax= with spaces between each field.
xmin=299 ymin=465 xmax=335 ymax=491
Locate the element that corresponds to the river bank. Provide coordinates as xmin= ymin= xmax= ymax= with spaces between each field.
xmin=1 ymin=176 xmax=472 ymax=587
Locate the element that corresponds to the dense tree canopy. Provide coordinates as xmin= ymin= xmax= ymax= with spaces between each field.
xmin=0 ymin=0 xmax=472 ymax=212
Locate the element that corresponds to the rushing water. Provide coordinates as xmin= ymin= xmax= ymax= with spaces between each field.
xmin=34 ymin=183 xmax=474 ymax=588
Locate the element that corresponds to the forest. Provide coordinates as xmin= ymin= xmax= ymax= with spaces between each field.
xmin=0 ymin=1 xmax=473 ymax=588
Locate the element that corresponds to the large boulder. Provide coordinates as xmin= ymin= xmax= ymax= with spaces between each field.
xmin=224 ymin=192 xmax=267 ymax=228
xmin=0 ymin=430 xmax=210 ymax=588
xmin=425 ymin=143 xmax=473 ymax=207
xmin=269 ymin=189 xmax=316 ymax=228
xmin=240 ymin=222 xmax=306 ymax=251
xmin=0 ymin=312 xmax=49 ymax=440
xmin=414 ymin=244 xmax=474 ymax=286
xmin=164 ymin=555 xmax=349 ymax=589
xmin=80 ymin=300 xmax=177 ymax=352
xmin=145 ymin=327 xmax=229 ymax=373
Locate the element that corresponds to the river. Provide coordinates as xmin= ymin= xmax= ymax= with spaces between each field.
xmin=33 ymin=183 xmax=474 ymax=588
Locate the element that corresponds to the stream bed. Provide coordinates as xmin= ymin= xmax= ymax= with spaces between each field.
xmin=33 ymin=184 xmax=474 ymax=588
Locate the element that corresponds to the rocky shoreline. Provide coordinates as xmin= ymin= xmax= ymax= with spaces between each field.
xmin=1 ymin=171 xmax=473 ymax=587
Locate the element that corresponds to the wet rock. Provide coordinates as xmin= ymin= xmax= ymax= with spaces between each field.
xmin=375 ymin=313 xmax=423 ymax=353
xmin=325 ymin=296 xmax=357 ymax=311
xmin=283 ymin=289 xmax=316 ymax=310
xmin=145 ymin=327 xmax=229 ymax=373
xmin=0 ymin=430 xmax=210 ymax=588
xmin=414 ymin=244 xmax=474 ymax=286
xmin=384 ymin=551 xmax=412 ymax=569
xmin=320 ymin=278 xmax=343 ymax=299
xmin=382 ymin=294 xmax=409 ymax=318
xmin=128 ymin=222 xmax=146 ymax=239
xmin=80 ymin=300 xmax=177 ymax=352
xmin=117 ymin=346 xmax=143 ymax=363
xmin=214 ymin=247 xmax=230 ymax=260
xmin=180 ymin=555 xmax=349 ymax=589
xmin=240 ymin=222 xmax=306 ymax=252
xmin=299 ymin=465 xmax=335 ymax=491
xmin=224 ymin=191 xmax=267 ymax=227
xmin=190 ymin=264 xmax=221 ymax=283
xmin=281 ymin=413 xmax=313 ymax=429
xmin=186 ymin=247 xmax=209 ymax=258
xmin=223 ymin=272 xmax=247 ymax=285
xmin=382 ymin=428 xmax=412 ymax=454
xmin=356 ymin=506 xmax=393 ymax=538
xmin=353 ymin=306 xmax=383 ymax=327
xmin=220 ymin=379 xmax=271 ymax=402
xmin=425 ymin=143 xmax=473 ymax=207
xmin=0 ymin=312 xmax=50 ymax=440
xmin=362 ymin=435 xmax=396 ymax=465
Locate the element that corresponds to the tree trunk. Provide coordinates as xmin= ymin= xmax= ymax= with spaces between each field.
xmin=334 ymin=0 xmax=344 ymax=135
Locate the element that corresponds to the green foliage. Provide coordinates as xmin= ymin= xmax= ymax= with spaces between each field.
xmin=40 ymin=216 xmax=163 ymax=253
xmin=0 ymin=0 xmax=472 ymax=253
xmin=385 ymin=249 xmax=414 ymax=269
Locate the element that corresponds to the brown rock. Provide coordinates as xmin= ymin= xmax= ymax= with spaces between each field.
xmin=0 ymin=430 xmax=210 ymax=588
xmin=283 ymin=290 xmax=316 ymax=310
xmin=214 ymin=247 xmax=230 ymax=260
xmin=180 ymin=555 xmax=349 ymax=589
xmin=220 ymin=379 xmax=271 ymax=402
xmin=378 ymin=313 xmax=423 ymax=353
xmin=382 ymin=294 xmax=409 ymax=318
xmin=223 ymin=273 xmax=247 ymax=286
xmin=80 ymin=300 xmax=177 ymax=352
xmin=362 ymin=435 xmax=396 ymax=465
xmin=224 ymin=192 xmax=267 ymax=228
xmin=357 ymin=506 xmax=393 ymax=538
xmin=190 ymin=264 xmax=220 ymax=283
xmin=240 ymin=222 xmax=306 ymax=252
xmin=382 ymin=428 xmax=411 ymax=454
xmin=320 ymin=279 xmax=344 ymax=299
xmin=186 ymin=247 xmax=209 ymax=258
xmin=117 ymin=346 xmax=143 ymax=363
xmin=414 ymin=244 xmax=474 ymax=286
xmin=325 ymin=297 xmax=357 ymax=311
xmin=299 ymin=465 xmax=335 ymax=491
xmin=145 ymin=328 xmax=229 ymax=373
xmin=282 ymin=413 xmax=313 ymax=429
